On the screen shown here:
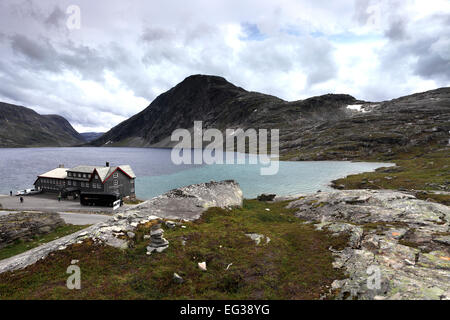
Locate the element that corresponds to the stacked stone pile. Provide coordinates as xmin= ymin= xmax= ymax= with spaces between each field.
xmin=146 ymin=224 xmax=169 ymax=255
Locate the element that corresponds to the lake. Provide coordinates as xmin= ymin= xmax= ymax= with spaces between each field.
xmin=0 ymin=147 xmax=392 ymax=199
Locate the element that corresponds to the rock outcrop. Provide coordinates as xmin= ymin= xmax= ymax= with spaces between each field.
xmin=0 ymin=180 xmax=243 ymax=274
xmin=287 ymin=190 xmax=450 ymax=300
xmin=0 ymin=212 xmax=65 ymax=249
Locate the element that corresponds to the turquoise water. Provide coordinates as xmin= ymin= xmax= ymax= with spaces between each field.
xmin=136 ymin=160 xmax=390 ymax=199
xmin=0 ymin=147 xmax=391 ymax=199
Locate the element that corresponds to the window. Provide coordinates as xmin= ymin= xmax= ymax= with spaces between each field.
xmin=113 ymin=172 xmax=118 ymax=178
xmin=113 ymin=179 xmax=118 ymax=186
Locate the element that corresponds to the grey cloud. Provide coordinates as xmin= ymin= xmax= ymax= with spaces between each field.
xmin=379 ymin=14 xmax=450 ymax=83
xmin=141 ymin=27 xmax=175 ymax=42
xmin=384 ymin=17 xmax=407 ymax=41
xmin=414 ymin=47 xmax=450 ymax=81
xmin=353 ymin=0 xmax=371 ymax=26
xmin=9 ymin=34 xmax=120 ymax=82
xmin=44 ymin=6 xmax=66 ymax=29
xmin=239 ymin=35 xmax=337 ymax=87
xmin=10 ymin=34 xmax=60 ymax=72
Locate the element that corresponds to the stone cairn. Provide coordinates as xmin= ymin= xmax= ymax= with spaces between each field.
xmin=146 ymin=223 xmax=169 ymax=255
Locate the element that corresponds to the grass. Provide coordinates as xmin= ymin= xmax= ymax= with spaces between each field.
xmin=0 ymin=224 xmax=90 ymax=261
xmin=0 ymin=200 xmax=348 ymax=300
xmin=123 ymin=198 xmax=144 ymax=205
xmin=331 ymin=146 xmax=450 ymax=205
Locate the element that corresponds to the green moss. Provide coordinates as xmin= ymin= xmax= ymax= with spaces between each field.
xmin=0 ymin=200 xmax=348 ymax=300
xmin=332 ymin=147 xmax=450 ymax=205
xmin=123 ymin=198 xmax=144 ymax=205
xmin=398 ymin=240 xmax=422 ymax=250
xmin=414 ymin=192 xmax=450 ymax=206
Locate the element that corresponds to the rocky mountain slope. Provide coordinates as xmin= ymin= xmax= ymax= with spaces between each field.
xmin=0 ymin=102 xmax=85 ymax=147
xmin=90 ymin=75 xmax=450 ymax=160
xmin=80 ymin=132 xmax=104 ymax=142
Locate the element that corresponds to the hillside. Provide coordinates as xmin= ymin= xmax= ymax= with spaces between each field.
xmin=80 ymin=132 xmax=104 ymax=142
xmin=90 ymin=75 xmax=450 ymax=160
xmin=0 ymin=102 xmax=85 ymax=147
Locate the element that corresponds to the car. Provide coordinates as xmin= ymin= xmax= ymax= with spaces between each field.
xmin=16 ymin=188 xmax=42 ymax=196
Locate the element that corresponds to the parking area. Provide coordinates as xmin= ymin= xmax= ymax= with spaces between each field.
xmin=0 ymin=193 xmax=125 ymax=214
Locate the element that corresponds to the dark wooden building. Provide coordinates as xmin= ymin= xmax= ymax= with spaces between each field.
xmin=34 ymin=163 xmax=136 ymax=198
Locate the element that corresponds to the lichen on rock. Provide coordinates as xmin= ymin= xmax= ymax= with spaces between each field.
xmin=288 ymin=189 xmax=450 ymax=300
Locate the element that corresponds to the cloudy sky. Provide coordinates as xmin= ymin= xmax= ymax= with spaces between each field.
xmin=0 ymin=0 xmax=449 ymax=132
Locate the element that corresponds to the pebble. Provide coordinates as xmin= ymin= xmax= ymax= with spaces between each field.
xmin=173 ymin=273 xmax=184 ymax=284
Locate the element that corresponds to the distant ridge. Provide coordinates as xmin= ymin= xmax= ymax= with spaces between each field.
xmin=80 ymin=132 xmax=104 ymax=142
xmin=0 ymin=102 xmax=85 ymax=147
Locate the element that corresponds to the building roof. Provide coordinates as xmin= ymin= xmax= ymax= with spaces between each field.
xmin=94 ymin=167 xmax=111 ymax=182
xmin=68 ymin=165 xmax=98 ymax=173
xmin=118 ymin=165 xmax=136 ymax=179
xmin=38 ymin=164 xmax=136 ymax=183
xmin=38 ymin=168 xmax=68 ymax=179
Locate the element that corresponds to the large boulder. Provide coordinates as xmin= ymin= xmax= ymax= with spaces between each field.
xmin=0 ymin=212 xmax=65 ymax=249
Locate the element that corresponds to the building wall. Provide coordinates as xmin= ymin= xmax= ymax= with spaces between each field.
xmin=66 ymin=176 xmax=105 ymax=192
xmin=34 ymin=178 xmax=65 ymax=193
xmin=104 ymin=170 xmax=135 ymax=197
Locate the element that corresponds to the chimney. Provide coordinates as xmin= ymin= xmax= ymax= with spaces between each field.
xmin=58 ymin=164 xmax=64 ymax=168
xmin=106 ymin=162 xmax=110 ymax=167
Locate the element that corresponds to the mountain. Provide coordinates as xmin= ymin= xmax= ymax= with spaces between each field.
xmin=90 ymin=74 xmax=450 ymax=160
xmin=0 ymin=102 xmax=85 ymax=147
xmin=80 ymin=132 xmax=104 ymax=142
